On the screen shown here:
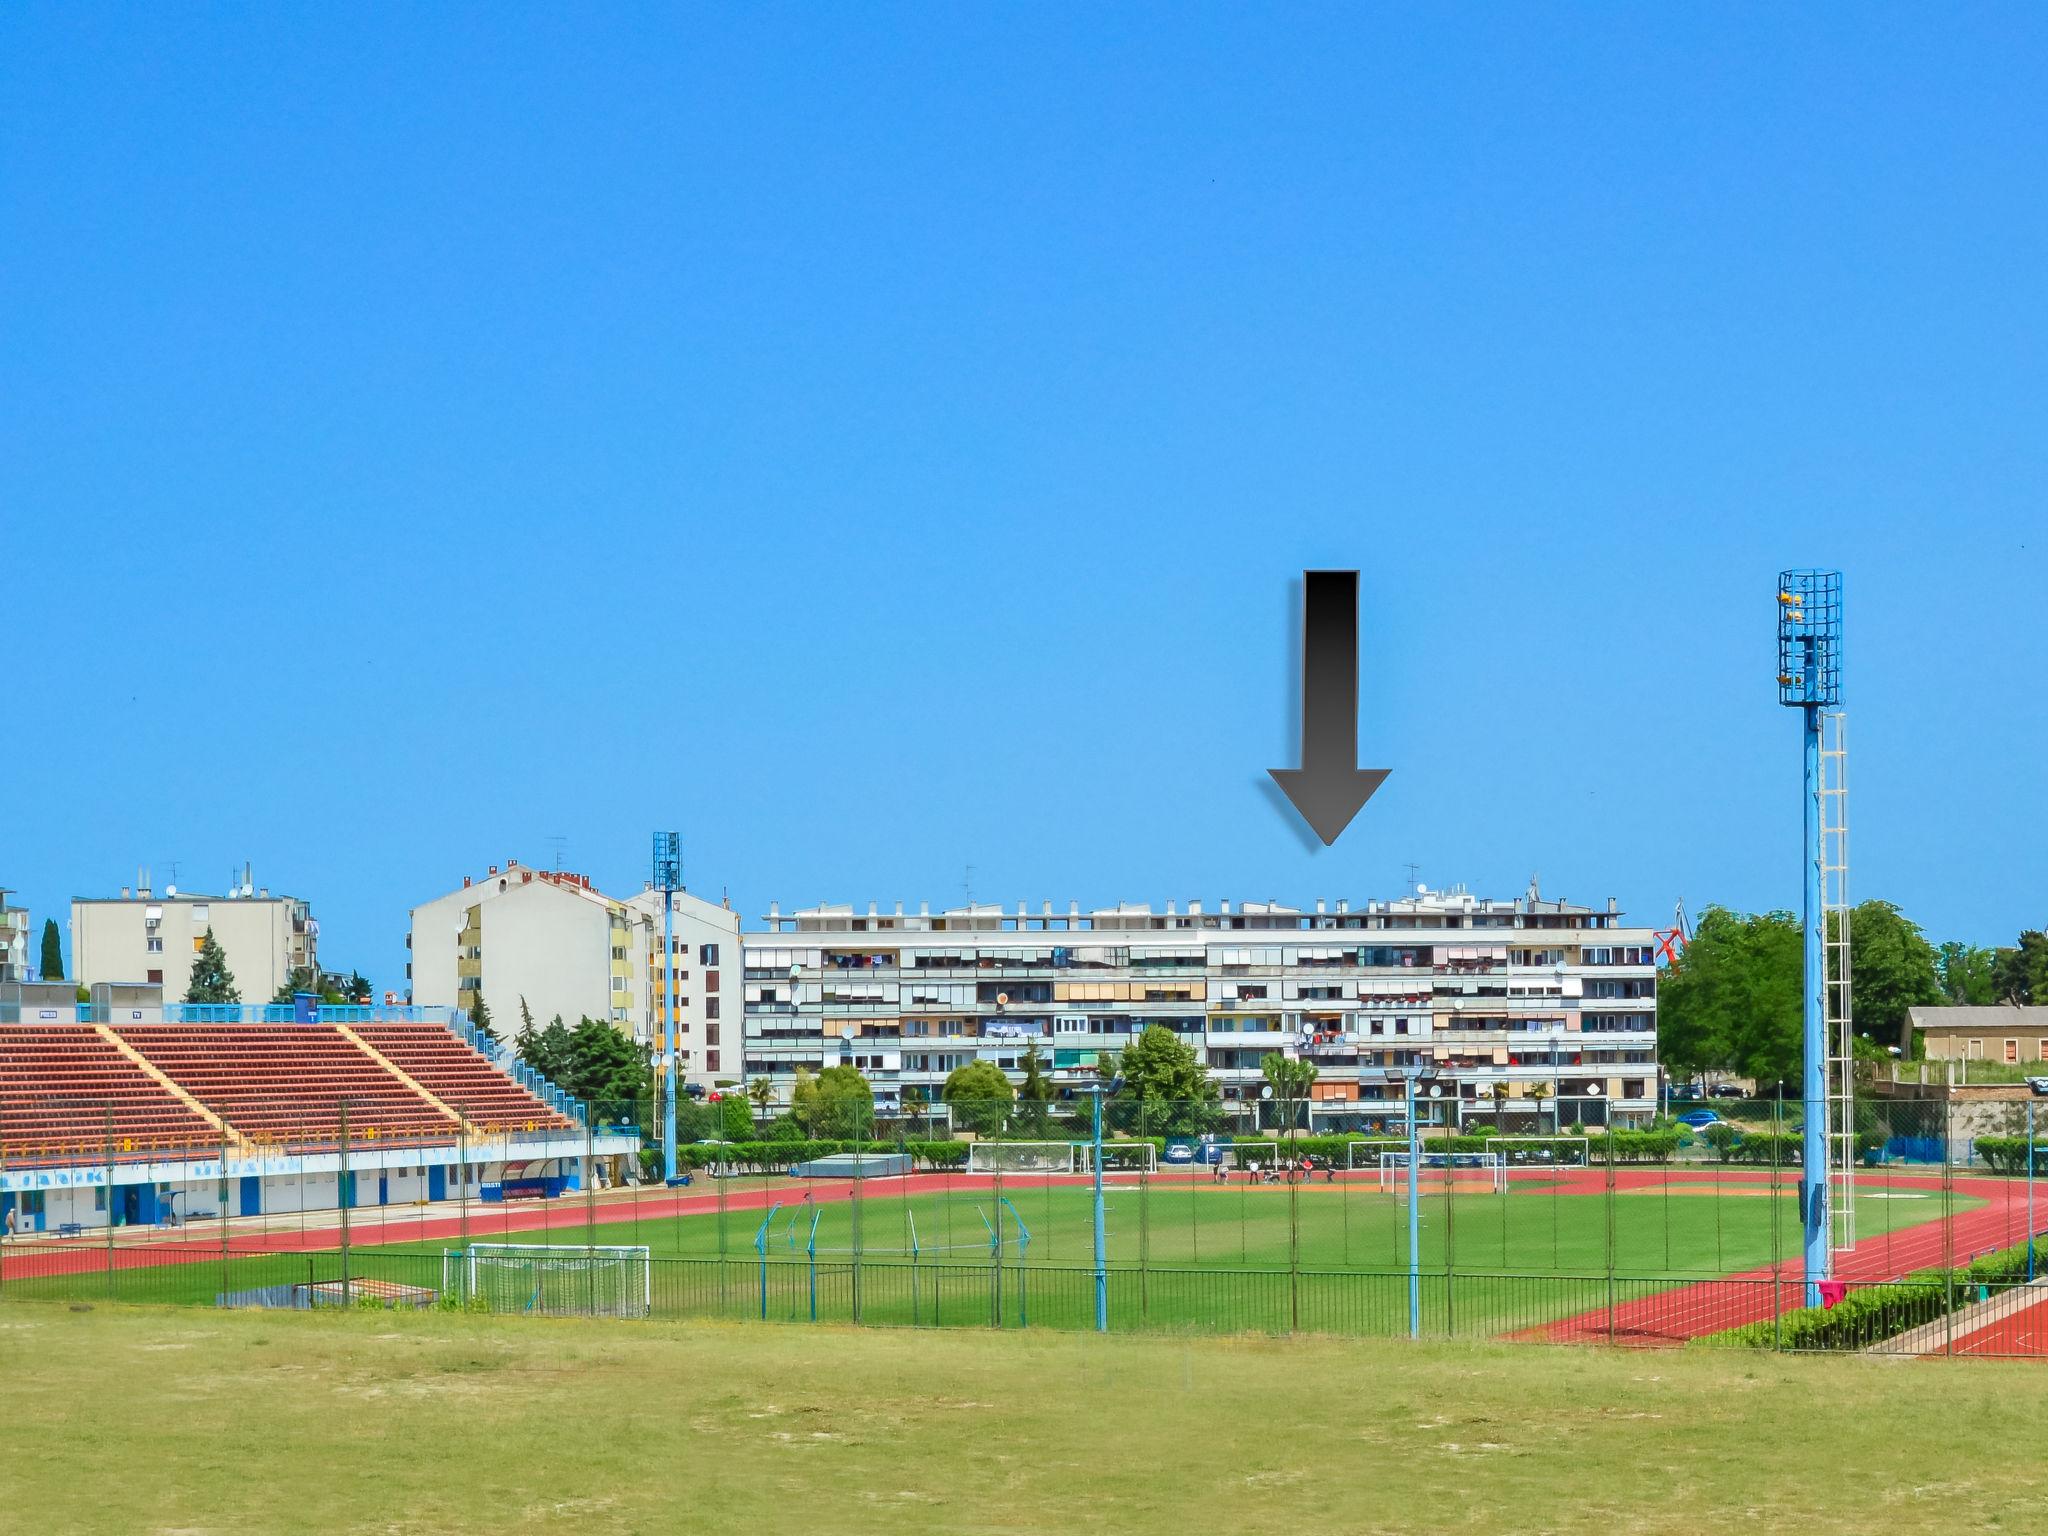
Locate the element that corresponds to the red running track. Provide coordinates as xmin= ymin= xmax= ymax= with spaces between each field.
xmin=1522 ymin=1169 xmax=2044 ymax=1347
xmin=0 ymin=1174 xmax=989 ymax=1282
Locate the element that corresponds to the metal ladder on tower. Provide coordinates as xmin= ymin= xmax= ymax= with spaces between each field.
xmin=1820 ymin=709 xmax=1855 ymax=1251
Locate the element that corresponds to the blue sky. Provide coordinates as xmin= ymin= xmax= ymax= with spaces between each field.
xmin=4 ymin=5 xmax=2044 ymax=988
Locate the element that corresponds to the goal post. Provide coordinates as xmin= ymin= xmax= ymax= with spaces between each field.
xmin=444 ymin=1243 xmax=653 ymax=1318
xmin=1080 ymin=1141 xmax=1157 ymax=1174
xmin=964 ymin=1141 xmax=1079 ymax=1175
xmin=1376 ymin=1150 xmax=1506 ymax=1193
xmin=1345 ymin=1136 xmax=1590 ymax=1173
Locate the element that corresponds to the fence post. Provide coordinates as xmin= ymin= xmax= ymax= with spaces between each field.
xmin=1943 ymin=1099 xmax=1955 ymax=1357
xmin=104 ymin=1105 xmax=117 ymax=1300
xmin=2029 ymin=1100 xmax=2037 ymax=1283
xmin=338 ymin=1100 xmax=351 ymax=1300
xmin=220 ymin=1116 xmax=231 ymax=1306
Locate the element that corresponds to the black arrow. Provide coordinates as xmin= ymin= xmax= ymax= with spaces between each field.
xmin=1269 ymin=569 xmax=1389 ymax=845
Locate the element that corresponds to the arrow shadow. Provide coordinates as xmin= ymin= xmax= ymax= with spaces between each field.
xmin=1262 ymin=574 xmax=1325 ymax=852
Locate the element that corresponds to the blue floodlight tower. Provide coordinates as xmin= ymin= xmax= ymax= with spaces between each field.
xmin=1777 ymin=571 xmax=1842 ymax=1307
xmin=652 ymin=831 xmax=684 ymax=1183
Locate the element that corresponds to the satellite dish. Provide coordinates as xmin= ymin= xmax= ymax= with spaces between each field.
xmin=165 ymin=884 xmax=178 ymax=897
xmin=995 ymin=993 xmax=1009 ymax=1008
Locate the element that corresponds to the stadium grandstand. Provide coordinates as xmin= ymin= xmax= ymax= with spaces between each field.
xmin=0 ymin=1005 xmax=637 ymax=1234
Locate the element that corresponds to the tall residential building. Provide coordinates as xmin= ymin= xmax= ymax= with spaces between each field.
xmin=406 ymin=860 xmax=739 ymax=1083
xmin=71 ymin=874 xmax=316 ymax=1000
xmin=742 ymin=886 xmax=1660 ymax=1127
xmin=0 ymin=890 xmax=28 ymax=984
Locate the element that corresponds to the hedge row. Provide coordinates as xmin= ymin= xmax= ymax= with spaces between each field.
xmin=1705 ymin=1236 xmax=2040 ymax=1351
xmin=1974 ymin=1137 xmax=2048 ymax=1175
xmin=673 ymin=1139 xmax=971 ymax=1172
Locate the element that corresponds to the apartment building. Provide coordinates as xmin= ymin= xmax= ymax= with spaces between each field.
xmin=407 ymin=860 xmax=739 ymax=1083
xmin=742 ymin=885 xmax=1660 ymax=1127
xmin=71 ymin=873 xmax=316 ymax=1001
xmin=0 ymin=889 xmax=27 ymax=984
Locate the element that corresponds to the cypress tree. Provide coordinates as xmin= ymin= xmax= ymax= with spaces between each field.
xmin=38 ymin=918 xmax=63 ymax=981
xmin=184 ymin=927 xmax=240 ymax=1004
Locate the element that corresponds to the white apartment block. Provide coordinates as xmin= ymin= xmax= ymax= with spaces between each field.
xmin=743 ymin=885 xmax=1660 ymax=1128
xmin=71 ymin=874 xmax=316 ymax=1001
xmin=407 ymin=860 xmax=739 ymax=1083
xmin=0 ymin=889 xmax=29 ymax=984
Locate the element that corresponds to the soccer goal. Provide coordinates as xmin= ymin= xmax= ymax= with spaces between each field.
xmin=444 ymin=1243 xmax=653 ymax=1318
xmin=1079 ymin=1142 xmax=1157 ymax=1174
xmin=965 ymin=1141 xmax=1079 ymax=1175
xmin=1376 ymin=1150 xmax=1506 ymax=1193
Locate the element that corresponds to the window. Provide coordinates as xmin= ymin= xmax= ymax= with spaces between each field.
xmin=2039 ymin=1040 xmax=2048 ymax=1063
xmin=2006 ymin=1040 xmax=2020 ymax=1064
xmin=612 ymin=975 xmax=628 ymax=993
xmin=193 ymin=936 xmax=206 ymax=953
xmin=146 ymin=937 xmax=163 ymax=953
xmin=705 ymin=970 xmax=719 ymax=993
xmin=147 ymin=969 xmax=163 ymax=984
xmin=190 ymin=904 xmax=209 ymax=923
xmin=699 ymin=943 xmax=720 ymax=966
xmin=1967 ymin=1038 xmax=1985 ymax=1060
xmin=706 ymin=997 xmax=720 ymax=1020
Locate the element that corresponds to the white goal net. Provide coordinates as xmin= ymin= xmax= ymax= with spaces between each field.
xmin=965 ymin=1142 xmax=1079 ymax=1174
xmin=1080 ymin=1142 xmax=1156 ymax=1174
xmin=1376 ymin=1151 xmax=1505 ymax=1193
xmin=444 ymin=1243 xmax=652 ymax=1318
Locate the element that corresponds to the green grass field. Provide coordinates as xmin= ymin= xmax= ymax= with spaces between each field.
xmin=2 ymin=1176 xmax=1972 ymax=1340
xmin=7 ymin=1301 xmax=2048 ymax=1536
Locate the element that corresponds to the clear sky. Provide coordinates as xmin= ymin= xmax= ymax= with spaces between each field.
xmin=5 ymin=6 xmax=2044 ymax=991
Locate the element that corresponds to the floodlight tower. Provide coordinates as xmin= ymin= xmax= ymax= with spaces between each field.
xmin=1776 ymin=571 xmax=1847 ymax=1306
xmin=653 ymin=831 xmax=683 ymax=1183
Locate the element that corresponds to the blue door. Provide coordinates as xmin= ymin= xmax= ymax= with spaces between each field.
xmin=427 ymin=1166 xmax=447 ymax=1201
xmin=378 ymin=1174 xmax=389 ymax=1206
xmin=239 ymin=1177 xmax=261 ymax=1217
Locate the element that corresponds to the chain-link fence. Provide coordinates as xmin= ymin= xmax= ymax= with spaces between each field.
xmin=6 ymin=1088 xmax=2046 ymax=1355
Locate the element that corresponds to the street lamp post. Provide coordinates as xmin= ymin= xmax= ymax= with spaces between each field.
xmin=1401 ymin=1065 xmax=1439 ymax=1339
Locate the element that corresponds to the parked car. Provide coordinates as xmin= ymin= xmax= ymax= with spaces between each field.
xmin=1163 ymin=1143 xmax=1195 ymax=1164
xmin=1669 ymin=1083 xmax=1705 ymax=1102
xmin=1676 ymin=1109 xmax=1722 ymax=1129
xmin=2027 ymin=1077 xmax=2048 ymax=1098
xmin=1709 ymin=1084 xmax=1748 ymax=1099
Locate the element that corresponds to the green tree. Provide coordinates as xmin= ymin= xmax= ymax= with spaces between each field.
xmin=1259 ymin=1052 xmax=1318 ymax=1132
xmin=747 ymin=1076 xmax=775 ymax=1125
xmin=1016 ymin=1043 xmax=1055 ymax=1133
xmin=1936 ymin=942 xmax=2000 ymax=1006
xmin=518 ymin=1013 xmax=576 ymax=1084
xmin=718 ymin=1091 xmax=755 ymax=1140
xmin=793 ymin=1064 xmax=873 ymax=1138
xmin=184 ymin=927 xmax=240 ymax=1004
xmin=1105 ymin=1025 xmax=1221 ymax=1135
xmin=37 ymin=918 xmax=63 ymax=982
xmin=560 ymin=1016 xmax=650 ymax=1107
xmin=470 ymin=991 xmax=499 ymax=1044
xmin=1993 ymin=932 xmax=2048 ymax=1006
xmin=343 ymin=969 xmax=372 ymax=1004
xmin=943 ymin=1059 xmax=1015 ymax=1135
xmin=1842 ymin=900 xmax=1942 ymax=1054
xmin=271 ymin=967 xmax=321 ymax=1004
xmin=1656 ymin=906 xmax=1801 ymax=1086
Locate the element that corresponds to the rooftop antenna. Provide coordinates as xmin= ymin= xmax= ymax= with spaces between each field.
xmin=964 ymin=864 xmax=976 ymax=908
xmin=652 ymin=831 xmax=684 ymax=1186
xmin=1402 ymin=862 xmax=1421 ymax=892
xmin=547 ymin=835 xmax=568 ymax=872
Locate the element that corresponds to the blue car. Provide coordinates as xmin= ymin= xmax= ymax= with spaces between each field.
xmin=1676 ymin=1109 xmax=1721 ymax=1129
